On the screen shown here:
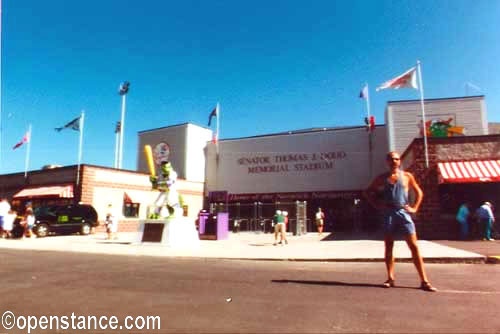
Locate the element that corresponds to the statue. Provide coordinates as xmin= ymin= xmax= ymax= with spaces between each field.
xmin=149 ymin=161 xmax=184 ymax=218
xmin=144 ymin=143 xmax=183 ymax=219
xmin=141 ymin=144 xmax=199 ymax=248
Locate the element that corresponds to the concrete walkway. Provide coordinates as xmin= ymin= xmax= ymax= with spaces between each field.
xmin=0 ymin=232 xmax=487 ymax=263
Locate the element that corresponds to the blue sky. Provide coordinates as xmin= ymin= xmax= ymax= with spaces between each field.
xmin=1 ymin=0 xmax=499 ymax=174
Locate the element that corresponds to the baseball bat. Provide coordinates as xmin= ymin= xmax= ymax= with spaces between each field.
xmin=144 ymin=145 xmax=156 ymax=177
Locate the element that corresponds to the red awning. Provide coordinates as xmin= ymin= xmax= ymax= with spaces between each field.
xmin=13 ymin=185 xmax=74 ymax=199
xmin=438 ymin=160 xmax=500 ymax=184
xmin=123 ymin=192 xmax=133 ymax=204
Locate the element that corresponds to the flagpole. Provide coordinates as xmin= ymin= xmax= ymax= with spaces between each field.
xmin=216 ymin=102 xmax=220 ymax=157
xmin=118 ymin=94 xmax=126 ymax=169
xmin=0 ymin=0 xmax=3 ymax=174
xmin=365 ymin=83 xmax=371 ymax=119
xmin=416 ymin=60 xmax=429 ymax=168
xmin=365 ymin=83 xmax=373 ymax=179
xmin=76 ymin=111 xmax=85 ymax=186
xmin=24 ymin=124 xmax=31 ymax=178
xmin=114 ymin=121 xmax=119 ymax=168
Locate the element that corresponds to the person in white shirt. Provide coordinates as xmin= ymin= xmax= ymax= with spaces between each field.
xmin=24 ymin=207 xmax=36 ymax=238
xmin=315 ymin=208 xmax=325 ymax=236
xmin=0 ymin=198 xmax=11 ymax=237
xmin=2 ymin=210 xmax=17 ymax=238
xmin=105 ymin=204 xmax=119 ymax=240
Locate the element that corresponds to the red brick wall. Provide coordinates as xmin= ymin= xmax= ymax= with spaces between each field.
xmin=402 ymin=134 xmax=500 ymax=239
xmin=95 ymin=220 xmax=140 ymax=233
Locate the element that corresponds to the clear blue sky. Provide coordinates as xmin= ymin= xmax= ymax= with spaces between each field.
xmin=1 ymin=0 xmax=499 ymax=174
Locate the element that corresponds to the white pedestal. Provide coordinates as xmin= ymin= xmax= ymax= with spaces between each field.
xmin=137 ymin=217 xmax=200 ymax=248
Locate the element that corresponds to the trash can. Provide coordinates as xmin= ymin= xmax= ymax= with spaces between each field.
xmin=199 ymin=212 xmax=228 ymax=240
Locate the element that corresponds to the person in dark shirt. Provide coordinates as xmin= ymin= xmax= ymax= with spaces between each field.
xmin=475 ymin=202 xmax=495 ymax=241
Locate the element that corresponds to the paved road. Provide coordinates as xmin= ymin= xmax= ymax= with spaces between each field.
xmin=1 ymin=249 xmax=500 ymax=333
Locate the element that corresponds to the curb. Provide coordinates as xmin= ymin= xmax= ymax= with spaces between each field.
xmin=152 ymin=256 xmax=487 ymax=264
xmin=486 ymin=256 xmax=500 ymax=264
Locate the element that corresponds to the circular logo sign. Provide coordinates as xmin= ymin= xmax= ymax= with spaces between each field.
xmin=154 ymin=142 xmax=170 ymax=164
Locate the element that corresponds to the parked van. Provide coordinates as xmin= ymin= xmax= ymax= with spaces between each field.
xmin=34 ymin=204 xmax=99 ymax=237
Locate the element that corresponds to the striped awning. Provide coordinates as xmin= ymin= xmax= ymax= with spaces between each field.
xmin=13 ymin=185 xmax=74 ymax=199
xmin=437 ymin=160 xmax=500 ymax=184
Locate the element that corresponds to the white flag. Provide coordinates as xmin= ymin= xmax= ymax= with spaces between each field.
xmin=376 ymin=67 xmax=418 ymax=91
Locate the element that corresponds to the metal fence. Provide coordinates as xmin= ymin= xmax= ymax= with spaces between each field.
xmin=210 ymin=201 xmax=308 ymax=235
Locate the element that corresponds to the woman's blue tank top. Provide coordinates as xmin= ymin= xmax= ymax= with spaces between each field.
xmin=383 ymin=170 xmax=408 ymax=209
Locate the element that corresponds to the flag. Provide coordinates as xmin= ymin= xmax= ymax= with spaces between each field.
xmin=55 ymin=116 xmax=81 ymax=132
xmin=13 ymin=131 xmax=30 ymax=150
xmin=119 ymin=81 xmax=130 ymax=96
xmin=208 ymin=105 xmax=218 ymax=126
xmin=364 ymin=116 xmax=375 ymax=132
xmin=359 ymin=84 xmax=369 ymax=99
xmin=376 ymin=67 xmax=418 ymax=91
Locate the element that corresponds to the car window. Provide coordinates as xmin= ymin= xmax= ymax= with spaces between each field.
xmin=35 ymin=206 xmax=57 ymax=217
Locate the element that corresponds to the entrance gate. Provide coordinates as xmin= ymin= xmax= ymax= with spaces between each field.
xmin=211 ymin=201 xmax=308 ymax=234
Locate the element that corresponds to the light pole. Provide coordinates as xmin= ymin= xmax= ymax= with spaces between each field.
xmin=114 ymin=121 xmax=121 ymax=168
xmin=118 ymin=81 xmax=130 ymax=169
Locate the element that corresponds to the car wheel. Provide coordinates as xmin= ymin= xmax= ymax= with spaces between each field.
xmin=80 ymin=223 xmax=91 ymax=235
xmin=36 ymin=224 xmax=49 ymax=238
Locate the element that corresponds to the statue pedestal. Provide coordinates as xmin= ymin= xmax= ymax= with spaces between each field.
xmin=137 ymin=217 xmax=200 ymax=248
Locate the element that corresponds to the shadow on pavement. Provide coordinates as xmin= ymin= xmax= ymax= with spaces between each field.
xmin=320 ymin=231 xmax=384 ymax=241
xmin=96 ymin=241 xmax=132 ymax=245
xmin=271 ymin=279 xmax=418 ymax=290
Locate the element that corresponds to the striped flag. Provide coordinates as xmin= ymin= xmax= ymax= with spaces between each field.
xmin=376 ymin=67 xmax=418 ymax=91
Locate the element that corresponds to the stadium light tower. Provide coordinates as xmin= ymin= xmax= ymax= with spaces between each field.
xmin=118 ymin=81 xmax=130 ymax=169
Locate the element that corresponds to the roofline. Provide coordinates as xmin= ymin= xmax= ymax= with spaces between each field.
xmin=219 ymin=124 xmax=386 ymax=142
xmin=138 ymin=122 xmax=211 ymax=134
xmin=387 ymin=95 xmax=484 ymax=104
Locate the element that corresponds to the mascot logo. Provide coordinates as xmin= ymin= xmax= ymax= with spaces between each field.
xmin=419 ymin=117 xmax=465 ymax=138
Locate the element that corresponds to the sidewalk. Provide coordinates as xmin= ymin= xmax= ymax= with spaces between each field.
xmin=0 ymin=232 xmax=492 ymax=263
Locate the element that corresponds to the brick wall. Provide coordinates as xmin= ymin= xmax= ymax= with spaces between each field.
xmin=0 ymin=164 xmax=204 ymax=234
xmin=402 ymin=134 xmax=500 ymax=239
xmin=95 ymin=220 xmax=140 ymax=233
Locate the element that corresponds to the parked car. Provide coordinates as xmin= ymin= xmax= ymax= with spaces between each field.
xmin=33 ymin=204 xmax=99 ymax=237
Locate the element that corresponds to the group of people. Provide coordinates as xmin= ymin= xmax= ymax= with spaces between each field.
xmin=456 ymin=201 xmax=496 ymax=241
xmin=0 ymin=198 xmax=36 ymax=239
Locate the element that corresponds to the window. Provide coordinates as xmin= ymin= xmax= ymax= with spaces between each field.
xmin=123 ymin=202 xmax=140 ymax=218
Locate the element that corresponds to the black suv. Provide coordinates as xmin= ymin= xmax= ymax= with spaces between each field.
xmin=34 ymin=204 xmax=99 ymax=237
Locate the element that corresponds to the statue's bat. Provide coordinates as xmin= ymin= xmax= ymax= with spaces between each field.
xmin=144 ymin=145 xmax=155 ymax=177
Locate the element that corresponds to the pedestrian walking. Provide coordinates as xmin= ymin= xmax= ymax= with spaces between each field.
xmin=273 ymin=210 xmax=287 ymax=245
xmin=24 ymin=207 xmax=36 ymax=238
xmin=363 ymin=151 xmax=437 ymax=292
xmin=475 ymin=202 xmax=495 ymax=241
xmin=456 ymin=202 xmax=471 ymax=240
xmin=315 ymin=207 xmax=325 ymax=236
xmin=105 ymin=204 xmax=119 ymax=240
